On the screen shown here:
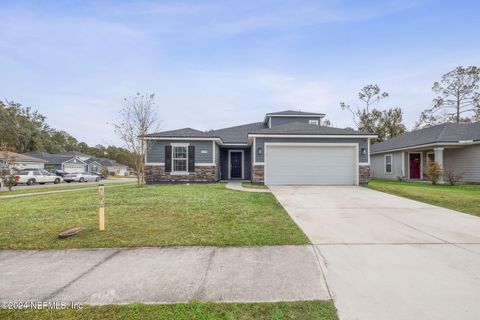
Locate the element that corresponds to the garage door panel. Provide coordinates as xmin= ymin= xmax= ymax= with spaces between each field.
xmin=265 ymin=145 xmax=356 ymax=186
xmin=64 ymin=164 xmax=86 ymax=173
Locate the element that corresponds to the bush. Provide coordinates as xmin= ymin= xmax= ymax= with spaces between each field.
xmin=424 ymin=161 xmax=443 ymax=185
xmin=444 ymin=167 xmax=463 ymax=185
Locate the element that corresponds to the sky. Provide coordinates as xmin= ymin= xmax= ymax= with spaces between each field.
xmin=1 ymin=0 xmax=479 ymax=146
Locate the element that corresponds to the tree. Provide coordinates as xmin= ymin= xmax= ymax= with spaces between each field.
xmin=340 ymin=84 xmax=406 ymax=143
xmin=416 ymin=66 xmax=480 ymax=128
xmin=0 ymin=144 xmax=20 ymax=191
xmin=114 ymin=93 xmax=160 ymax=185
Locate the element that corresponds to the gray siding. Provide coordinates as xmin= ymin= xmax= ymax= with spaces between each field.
xmin=147 ymin=140 xmax=214 ymax=163
xmin=254 ymin=137 xmax=369 ymax=163
xmin=371 ymin=151 xmax=406 ymax=180
xmin=444 ymin=145 xmax=480 ymax=183
xmin=270 ymin=116 xmax=322 ymax=127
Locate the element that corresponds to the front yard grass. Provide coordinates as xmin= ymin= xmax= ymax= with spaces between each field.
xmin=0 ymin=182 xmax=132 ymax=196
xmin=0 ymin=184 xmax=308 ymax=249
xmin=0 ymin=301 xmax=338 ymax=320
xmin=242 ymin=182 xmax=269 ymax=189
xmin=368 ymin=179 xmax=480 ymax=217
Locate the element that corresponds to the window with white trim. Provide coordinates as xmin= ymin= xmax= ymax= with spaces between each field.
xmin=308 ymin=119 xmax=319 ymax=125
xmin=172 ymin=146 xmax=188 ymax=172
xmin=384 ymin=154 xmax=392 ymax=173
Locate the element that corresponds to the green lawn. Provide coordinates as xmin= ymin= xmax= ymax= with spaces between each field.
xmin=0 ymin=182 xmax=133 ymax=196
xmin=0 ymin=301 xmax=338 ymax=320
xmin=368 ymin=179 xmax=480 ymax=217
xmin=0 ymin=184 xmax=308 ymax=249
xmin=242 ymin=182 xmax=269 ymax=190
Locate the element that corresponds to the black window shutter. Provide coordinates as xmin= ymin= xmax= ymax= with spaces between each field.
xmin=188 ymin=146 xmax=195 ymax=172
xmin=165 ymin=145 xmax=172 ymax=172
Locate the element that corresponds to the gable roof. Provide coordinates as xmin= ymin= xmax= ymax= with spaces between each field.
xmin=143 ymin=128 xmax=214 ymax=138
xmin=22 ymin=152 xmax=81 ymax=165
xmin=142 ymin=110 xmax=374 ymax=144
xmin=59 ymin=151 xmax=91 ymax=158
xmin=371 ymin=122 xmax=480 ymax=154
xmin=210 ymin=122 xmax=266 ymax=144
xmin=249 ymin=122 xmax=372 ymax=136
xmin=0 ymin=151 xmax=47 ymax=163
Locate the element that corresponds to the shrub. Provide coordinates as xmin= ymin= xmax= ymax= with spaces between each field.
xmin=444 ymin=167 xmax=463 ymax=185
xmin=424 ymin=161 xmax=443 ymax=185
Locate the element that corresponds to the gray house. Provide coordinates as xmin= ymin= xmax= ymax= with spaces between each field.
xmin=142 ymin=110 xmax=375 ymax=185
xmin=23 ymin=152 xmax=86 ymax=173
xmin=370 ymin=122 xmax=480 ymax=183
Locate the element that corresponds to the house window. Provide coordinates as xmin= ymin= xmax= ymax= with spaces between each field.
xmin=172 ymin=146 xmax=188 ymax=172
xmin=385 ymin=154 xmax=392 ymax=173
xmin=309 ymin=119 xmax=319 ymax=125
xmin=427 ymin=152 xmax=435 ymax=164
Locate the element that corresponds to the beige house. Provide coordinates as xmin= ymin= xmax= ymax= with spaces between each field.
xmin=370 ymin=122 xmax=480 ymax=183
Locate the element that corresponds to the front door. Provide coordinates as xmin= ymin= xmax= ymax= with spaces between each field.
xmin=230 ymin=152 xmax=242 ymax=179
xmin=409 ymin=153 xmax=421 ymax=179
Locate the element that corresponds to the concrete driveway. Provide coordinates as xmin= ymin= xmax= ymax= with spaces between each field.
xmin=270 ymin=186 xmax=480 ymax=320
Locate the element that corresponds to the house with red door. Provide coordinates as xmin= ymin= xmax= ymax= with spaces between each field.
xmin=370 ymin=122 xmax=480 ymax=183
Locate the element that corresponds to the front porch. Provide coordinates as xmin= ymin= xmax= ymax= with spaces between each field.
xmin=219 ymin=147 xmax=252 ymax=181
xmin=396 ymin=147 xmax=449 ymax=182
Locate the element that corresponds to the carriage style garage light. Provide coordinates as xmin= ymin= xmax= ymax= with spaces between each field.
xmin=361 ymin=148 xmax=367 ymax=156
xmin=258 ymin=147 xmax=263 ymax=155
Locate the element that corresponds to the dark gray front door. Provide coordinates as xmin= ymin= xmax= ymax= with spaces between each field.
xmin=230 ymin=152 xmax=242 ymax=179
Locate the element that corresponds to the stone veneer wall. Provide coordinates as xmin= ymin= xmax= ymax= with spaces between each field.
xmin=251 ymin=165 xmax=265 ymax=184
xmin=358 ymin=165 xmax=371 ymax=185
xmin=145 ymin=165 xmax=217 ymax=183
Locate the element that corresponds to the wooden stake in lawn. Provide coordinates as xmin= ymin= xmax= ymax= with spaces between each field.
xmin=98 ymin=183 xmax=105 ymax=231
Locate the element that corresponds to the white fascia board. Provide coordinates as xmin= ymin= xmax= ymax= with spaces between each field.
xmin=143 ymin=137 xmax=224 ymax=145
xmin=61 ymin=157 xmax=87 ymax=165
xmin=249 ymin=134 xmax=377 ymax=139
xmin=370 ymin=141 xmax=480 ymax=155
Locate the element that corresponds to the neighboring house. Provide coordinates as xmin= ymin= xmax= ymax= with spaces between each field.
xmin=142 ymin=110 xmax=375 ymax=185
xmin=95 ymin=158 xmax=129 ymax=176
xmin=0 ymin=151 xmax=47 ymax=170
xmin=23 ymin=152 xmax=87 ymax=173
xmin=370 ymin=122 xmax=480 ymax=183
xmin=58 ymin=151 xmax=92 ymax=162
xmin=85 ymin=158 xmax=102 ymax=173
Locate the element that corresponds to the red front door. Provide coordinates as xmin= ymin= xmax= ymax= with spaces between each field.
xmin=409 ymin=153 xmax=421 ymax=179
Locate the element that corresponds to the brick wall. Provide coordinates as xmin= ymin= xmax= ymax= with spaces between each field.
xmin=145 ymin=165 xmax=217 ymax=183
xmin=358 ymin=165 xmax=371 ymax=185
xmin=251 ymin=165 xmax=264 ymax=184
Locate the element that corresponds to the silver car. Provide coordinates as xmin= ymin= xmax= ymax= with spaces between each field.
xmin=63 ymin=172 xmax=100 ymax=183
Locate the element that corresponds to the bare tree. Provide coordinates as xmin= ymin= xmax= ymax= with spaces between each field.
xmin=340 ymin=84 xmax=389 ymax=127
xmin=416 ymin=66 xmax=480 ymax=128
xmin=114 ymin=93 xmax=160 ymax=185
xmin=340 ymin=84 xmax=406 ymax=143
xmin=0 ymin=144 xmax=20 ymax=191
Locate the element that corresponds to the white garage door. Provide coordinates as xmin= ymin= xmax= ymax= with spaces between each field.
xmin=265 ymin=145 xmax=357 ymax=185
xmin=64 ymin=164 xmax=85 ymax=173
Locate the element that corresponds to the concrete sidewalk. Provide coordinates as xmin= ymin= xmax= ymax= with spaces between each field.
xmin=0 ymin=246 xmax=330 ymax=305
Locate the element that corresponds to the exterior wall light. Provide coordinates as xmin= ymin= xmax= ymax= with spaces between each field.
xmin=361 ymin=148 xmax=367 ymax=156
xmin=257 ymin=147 xmax=263 ymax=155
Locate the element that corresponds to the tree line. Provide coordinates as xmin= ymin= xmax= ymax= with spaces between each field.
xmin=340 ymin=65 xmax=480 ymax=144
xmin=0 ymin=100 xmax=134 ymax=167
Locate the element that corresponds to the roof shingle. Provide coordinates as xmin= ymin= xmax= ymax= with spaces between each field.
xmin=371 ymin=122 xmax=480 ymax=153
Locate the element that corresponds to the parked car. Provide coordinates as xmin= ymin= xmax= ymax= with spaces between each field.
xmin=49 ymin=169 xmax=68 ymax=177
xmin=93 ymin=172 xmax=106 ymax=179
xmin=15 ymin=170 xmax=62 ymax=185
xmin=63 ymin=172 xmax=100 ymax=183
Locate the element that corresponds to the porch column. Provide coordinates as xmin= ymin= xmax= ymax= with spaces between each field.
xmin=433 ymin=147 xmax=444 ymax=183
